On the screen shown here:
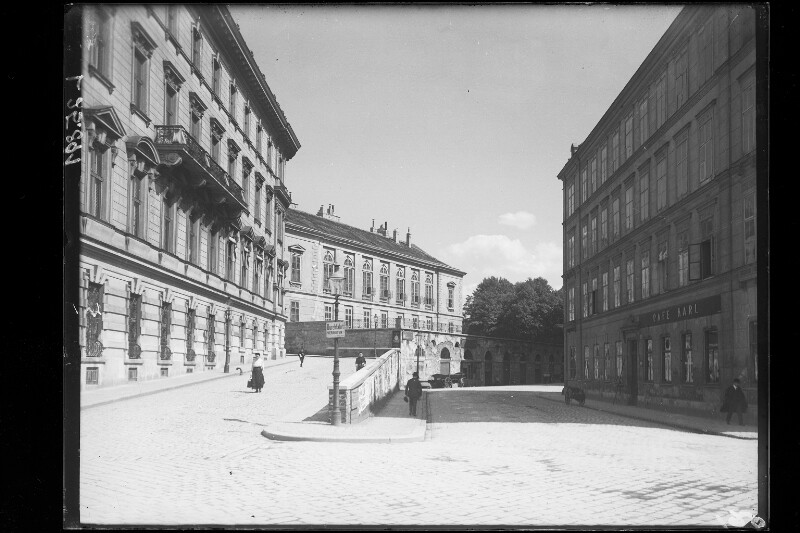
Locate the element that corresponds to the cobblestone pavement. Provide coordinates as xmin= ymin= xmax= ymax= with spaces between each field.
xmin=80 ymin=358 xmax=758 ymax=527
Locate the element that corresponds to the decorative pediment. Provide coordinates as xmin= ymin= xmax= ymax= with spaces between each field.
xmin=227 ymin=138 xmax=241 ymax=156
xmin=131 ymin=21 xmax=157 ymax=58
xmin=84 ymin=106 xmax=127 ymax=143
xmin=287 ymin=244 xmax=306 ymax=254
xmin=210 ymin=117 xmax=225 ymax=138
xmin=161 ymin=288 xmax=175 ymax=305
xmin=264 ymin=245 xmax=276 ymax=258
xmin=255 ymin=171 xmax=265 ymax=185
xmin=189 ymin=92 xmax=208 ymax=118
xmin=254 ymin=235 xmax=267 ymax=250
xmin=84 ymin=264 xmax=106 ymax=286
xmin=447 ymin=281 xmax=456 ymax=288
xmin=240 ymin=225 xmax=256 ymax=242
xmin=125 ymin=135 xmax=160 ymax=177
xmin=163 ymin=60 xmax=186 ymax=91
xmin=242 ymin=156 xmax=253 ymax=172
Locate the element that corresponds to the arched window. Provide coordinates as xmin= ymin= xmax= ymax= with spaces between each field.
xmin=362 ymin=258 xmax=373 ymax=298
xmin=440 ymin=347 xmax=451 ymax=375
xmin=395 ymin=266 xmax=406 ymax=305
xmin=323 ymin=250 xmax=334 ymax=293
xmin=343 ymin=255 xmax=354 ymax=295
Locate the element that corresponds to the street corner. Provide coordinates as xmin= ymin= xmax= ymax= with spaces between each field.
xmin=260 ymin=418 xmax=427 ymax=444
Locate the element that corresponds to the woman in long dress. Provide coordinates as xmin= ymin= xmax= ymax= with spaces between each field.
xmin=251 ymin=353 xmax=265 ymax=393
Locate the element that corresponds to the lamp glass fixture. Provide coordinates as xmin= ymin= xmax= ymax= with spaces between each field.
xmin=328 ymin=276 xmax=346 ymax=295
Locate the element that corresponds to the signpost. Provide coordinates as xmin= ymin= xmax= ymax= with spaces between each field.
xmin=326 ymin=321 xmax=345 ymax=338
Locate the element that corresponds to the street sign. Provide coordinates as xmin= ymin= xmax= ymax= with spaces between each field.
xmin=326 ymin=321 xmax=346 ymax=338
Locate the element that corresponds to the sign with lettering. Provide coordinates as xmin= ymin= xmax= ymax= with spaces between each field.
xmin=638 ymin=295 xmax=721 ymax=327
xmin=391 ymin=330 xmax=401 ymax=348
xmin=325 ymin=321 xmax=346 ymax=338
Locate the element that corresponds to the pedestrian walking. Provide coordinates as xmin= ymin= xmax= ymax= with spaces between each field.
xmin=721 ymin=378 xmax=748 ymax=425
xmin=298 ymin=348 xmax=305 ymax=367
xmin=405 ymin=371 xmax=423 ymax=417
xmin=251 ymin=353 xmax=265 ymax=393
xmin=356 ymin=352 xmax=366 ymax=371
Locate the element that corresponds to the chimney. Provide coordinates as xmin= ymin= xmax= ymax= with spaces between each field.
xmin=406 ymin=227 xmax=411 ymax=247
xmin=317 ymin=205 xmax=324 ymax=217
xmin=392 ymin=228 xmax=398 ymax=242
xmin=370 ymin=219 xmax=375 ymax=233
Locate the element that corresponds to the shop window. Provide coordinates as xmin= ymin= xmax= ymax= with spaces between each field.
xmin=85 ymin=282 xmax=104 ymax=357
xmin=615 ymin=341 xmax=623 ymax=378
xmin=604 ymin=343 xmax=610 ymax=380
xmin=160 ymin=301 xmax=172 ymax=360
xmin=584 ymin=346 xmax=590 ymax=379
xmin=644 ymin=339 xmax=654 ymax=382
xmin=705 ymin=330 xmax=720 ymax=383
xmin=662 ymin=336 xmax=672 ymax=383
xmin=186 ymin=308 xmax=196 ymax=362
xmin=128 ymin=293 xmax=142 ymax=359
xmin=681 ymin=332 xmax=693 ymax=383
xmin=593 ymin=344 xmax=600 ymax=380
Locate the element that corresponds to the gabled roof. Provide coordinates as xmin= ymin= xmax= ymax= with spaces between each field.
xmin=285 ymin=208 xmax=465 ymax=276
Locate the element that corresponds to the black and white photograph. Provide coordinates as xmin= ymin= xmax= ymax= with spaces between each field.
xmin=63 ymin=3 xmax=769 ymax=529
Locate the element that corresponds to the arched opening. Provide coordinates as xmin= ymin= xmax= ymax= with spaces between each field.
xmin=454 ymin=342 xmax=460 ymax=348
xmin=440 ymin=347 xmax=451 ymax=375
xmin=484 ymin=351 xmax=493 ymax=386
xmin=502 ymin=352 xmax=512 ymax=385
xmin=519 ymin=354 xmax=529 ymax=385
xmin=460 ymin=349 xmax=475 ymax=385
xmin=548 ymin=354 xmax=555 ymax=383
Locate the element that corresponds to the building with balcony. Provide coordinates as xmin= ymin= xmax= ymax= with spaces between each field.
xmin=284 ymin=205 xmax=466 ymax=337
xmin=77 ymin=5 xmax=299 ymax=388
xmin=556 ymin=5 xmax=760 ymax=418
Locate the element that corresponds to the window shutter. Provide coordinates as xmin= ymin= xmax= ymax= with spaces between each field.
xmin=701 ymin=239 xmax=712 ymax=279
xmin=688 ymin=243 xmax=702 ymax=281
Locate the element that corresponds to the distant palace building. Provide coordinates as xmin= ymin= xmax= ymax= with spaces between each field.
xmin=78 ymin=5 xmax=299 ymax=388
xmin=556 ymin=5 xmax=759 ymax=415
xmin=284 ymin=205 xmax=466 ymax=334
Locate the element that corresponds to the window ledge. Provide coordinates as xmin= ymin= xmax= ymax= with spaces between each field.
xmin=125 ymin=360 xmax=145 ymax=366
xmin=88 ymin=64 xmax=115 ymax=94
xmin=81 ymin=358 xmax=106 ymax=365
xmin=157 ymin=361 xmax=173 ymax=366
xmin=130 ymin=104 xmax=152 ymax=126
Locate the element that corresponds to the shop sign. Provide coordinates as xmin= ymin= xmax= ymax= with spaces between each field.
xmin=638 ymin=294 xmax=721 ymax=327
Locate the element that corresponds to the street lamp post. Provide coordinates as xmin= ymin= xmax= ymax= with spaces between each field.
xmin=373 ymin=313 xmax=378 ymax=359
xmin=328 ymin=276 xmax=346 ymax=426
xmin=223 ymin=308 xmax=231 ymax=373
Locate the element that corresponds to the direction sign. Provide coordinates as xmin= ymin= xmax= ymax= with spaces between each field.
xmin=326 ymin=321 xmax=346 ymax=338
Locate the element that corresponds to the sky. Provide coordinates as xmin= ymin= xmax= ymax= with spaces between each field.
xmin=231 ymin=4 xmax=682 ymax=296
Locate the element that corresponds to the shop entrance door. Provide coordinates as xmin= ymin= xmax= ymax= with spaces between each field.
xmin=627 ymin=339 xmax=638 ymax=406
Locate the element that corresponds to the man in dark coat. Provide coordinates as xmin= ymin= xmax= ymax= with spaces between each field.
xmin=405 ymin=372 xmax=423 ymax=417
xmin=721 ymin=378 xmax=748 ymax=425
xmin=355 ymin=352 xmax=367 ymax=371
xmin=298 ymin=348 xmax=305 ymax=367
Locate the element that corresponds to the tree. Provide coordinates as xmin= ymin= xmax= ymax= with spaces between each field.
xmin=462 ymin=277 xmax=515 ymax=336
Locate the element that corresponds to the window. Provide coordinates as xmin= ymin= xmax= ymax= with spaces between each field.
xmin=744 ymin=192 xmax=756 ymax=264
xmin=267 ymin=141 xmax=274 ymax=171
xmin=160 ymin=301 xmax=172 ymax=360
xmin=590 ymin=276 xmax=597 ymax=316
xmin=210 ymin=120 xmax=224 ymax=163
xmin=276 ymin=209 xmax=284 ymax=242
xmin=89 ymin=145 xmax=108 ymax=219
xmin=638 ymin=97 xmax=649 ymax=146
xmin=88 ymin=7 xmax=111 ymax=79
xmin=186 ymin=308 xmax=196 ymax=360
xmin=624 ymin=114 xmax=633 ymax=160
xmin=238 ymin=319 xmax=245 ymax=345
xmin=160 ymin=367 xmax=169 ymax=377
xmin=581 ymin=223 xmax=588 ymax=260
xmin=191 ymin=25 xmax=202 ymax=66
xmin=256 ymin=124 xmax=263 ymax=153
xmin=698 ymin=111 xmax=714 ymax=183
xmin=677 ymin=230 xmax=689 ymax=287
xmin=276 ymin=268 xmax=284 ymax=306
xmin=240 ymin=240 xmax=250 ymax=287
xmin=229 ymin=83 xmax=237 ymax=121
xmin=412 ymin=315 xmax=419 ymax=329
xmin=128 ymin=367 xmax=138 ymax=382
xmin=615 ymin=341 xmax=623 ymax=378
xmin=244 ymin=105 xmax=251 ymax=138
xmin=590 ymin=215 xmax=597 ymax=256
xmin=600 ymin=146 xmax=608 ymax=184
xmin=690 ymin=215 xmax=715 ymax=280
xmin=364 ymin=310 xmax=372 ymax=329
xmin=226 ymin=237 xmax=235 ymax=282
xmin=212 ymin=55 xmax=221 ymax=95
xmin=396 ymin=267 xmax=406 ymax=304
xmin=162 ymin=198 xmax=174 ymax=253
xmin=662 ymin=336 xmax=672 ymax=383
xmin=639 ymin=167 xmax=650 ymax=223
xmin=705 ymin=330 xmax=720 ymax=383
xmin=600 ymin=207 xmax=608 ymax=248
xmin=644 ymin=339 xmax=654 ymax=382
xmin=625 ymin=258 xmax=634 ymax=304
xmin=656 ymin=156 xmax=667 ymax=211
xmin=750 ymin=321 xmax=758 ymax=382
xmin=611 ymin=197 xmax=620 ymax=240
xmin=254 ymin=180 xmax=262 ymax=225
xmin=682 ymin=332 xmax=693 ymax=383
xmin=657 ymin=239 xmax=668 ymax=294
xmin=253 ymin=254 xmax=260 ymax=293
xmin=675 ymin=47 xmax=688 ymax=109
xmin=568 ymin=286 xmax=575 ymax=321
xmin=362 ymin=258 xmax=374 ymax=298
xmin=128 ymin=293 xmax=142 ymax=358
xmin=290 ymin=301 xmax=299 ymax=322
xmin=343 ymin=255 xmax=354 ymax=295
xmin=580 ymin=168 xmax=588 ymax=204
xmin=584 ymin=346 xmax=590 ymax=379
xmin=569 ymin=346 xmax=577 ymax=379
xmin=590 ymin=156 xmax=597 ymax=195
xmin=85 ymin=282 xmax=104 ymax=357
xmin=291 ymin=252 xmax=301 ymax=283
xmin=604 ymin=343 xmax=610 ymax=380
xmin=324 ymin=304 xmax=332 ymax=321
xmin=624 ymin=184 xmax=633 ymax=231
xmin=379 ymin=263 xmax=390 ymax=300
xmin=698 ymin=23 xmax=714 ymax=86
xmin=208 ymin=228 xmax=218 ymax=274
xmin=613 ymin=265 xmax=621 ymax=308
xmin=611 ymin=131 xmax=620 ymax=173
xmin=582 ymin=282 xmax=588 ymax=318
xmin=411 ymin=270 xmax=420 ymax=306
xmin=322 ymin=249 xmax=334 ymax=293
xmin=227 ymin=151 xmax=237 ymax=181
xmin=742 ymin=80 xmax=755 ymax=153
xmin=207 ymin=312 xmax=216 ymax=361
xmin=86 ymin=367 xmax=99 ymax=385
xmin=382 ymin=312 xmax=388 ymax=328
xmin=594 ymin=344 xmax=600 ymax=380
xmin=602 ymin=272 xmax=608 ymax=312
xmin=131 ymin=22 xmax=156 ymax=115
xmin=190 ymin=95 xmax=205 ymax=140
xmin=640 ymin=249 xmax=650 ymax=299
xmin=186 ymin=214 xmax=198 ymax=265
xmin=567 ymin=182 xmax=575 ymax=217
xmin=448 ymin=286 xmax=455 ymax=310
xmin=567 ymin=232 xmax=575 ymax=268
xmin=655 ymin=74 xmax=666 ymax=129
xmin=676 ymin=133 xmax=688 ymax=198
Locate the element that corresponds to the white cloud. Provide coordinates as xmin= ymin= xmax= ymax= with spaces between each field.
xmin=440 ymin=234 xmax=563 ymax=296
xmin=498 ymin=211 xmax=537 ymax=229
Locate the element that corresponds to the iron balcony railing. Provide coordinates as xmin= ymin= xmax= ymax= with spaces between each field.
xmin=154 ymin=125 xmax=246 ymax=208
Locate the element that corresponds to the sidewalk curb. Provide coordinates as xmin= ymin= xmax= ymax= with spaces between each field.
xmin=81 ymin=358 xmax=297 ymax=411
xmin=260 ymin=420 xmax=427 ymax=444
xmin=536 ymin=394 xmax=757 ymax=440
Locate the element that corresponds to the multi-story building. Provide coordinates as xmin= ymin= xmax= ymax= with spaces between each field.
xmin=557 ymin=5 xmax=759 ymax=415
xmin=284 ymin=205 xmax=466 ymax=334
xmin=78 ymin=5 xmax=299 ymax=388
